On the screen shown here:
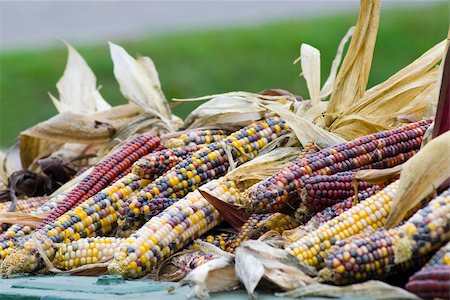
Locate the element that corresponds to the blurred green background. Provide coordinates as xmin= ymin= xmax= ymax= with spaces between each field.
xmin=0 ymin=3 xmax=448 ymax=147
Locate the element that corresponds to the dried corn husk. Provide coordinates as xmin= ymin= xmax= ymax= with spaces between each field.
xmin=180 ymin=256 xmax=239 ymax=299
xmin=354 ymin=165 xmax=402 ymax=185
xmin=278 ymin=281 xmax=419 ymax=299
xmin=299 ymin=44 xmax=321 ymax=106
xmin=267 ymin=104 xmax=346 ymax=148
xmin=109 ymin=42 xmax=173 ymax=126
xmin=235 ymin=240 xmax=316 ymax=298
xmin=0 ymin=145 xmax=22 ymax=185
xmin=328 ymin=41 xmax=444 ymax=140
xmin=225 ymin=147 xmax=301 ymax=190
xmin=385 ymin=131 xmax=450 ymax=228
xmin=49 ymin=42 xmax=110 ymax=114
xmin=177 ymin=92 xmax=299 ymax=130
xmin=0 ymin=212 xmax=47 ymax=227
xmin=325 ymin=0 xmax=381 ymax=127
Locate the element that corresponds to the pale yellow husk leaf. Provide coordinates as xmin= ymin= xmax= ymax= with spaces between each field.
xmin=325 ymin=0 xmax=381 ymax=127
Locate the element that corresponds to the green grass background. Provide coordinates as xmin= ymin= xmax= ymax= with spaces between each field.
xmin=0 ymin=4 xmax=448 ymax=147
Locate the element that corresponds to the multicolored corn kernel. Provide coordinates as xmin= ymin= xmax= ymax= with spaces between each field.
xmin=226 ymin=213 xmax=298 ymax=253
xmin=119 ymin=117 xmax=290 ymax=228
xmin=53 ymin=237 xmax=124 ymax=270
xmin=286 ymin=180 xmax=399 ymax=270
xmin=0 ymin=197 xmax=50 ymax=213
xmin=132 ymin=145 xmax=202 ymax=180
xmin=319 ymin=187 xmax=450 ymax=285
xmin=192 ymin=232 xmax=236 ymax=251
xmin=248 ymin=119 xmax=432 ymax=213
xmin=298 ymin=172 xmax=376 ymax=221
xmin=405 ymin=265 xmax=450 ymax=299
xmin=166 ymin=129 xmax=230 ymax=148
xmin=108 ymin=182 xmax=223 ymax=278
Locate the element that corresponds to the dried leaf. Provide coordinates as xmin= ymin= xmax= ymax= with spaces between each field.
xmin=266 ymin=104 xmax=346 ymax=148
xmin=1 ymin=144 xmax=22 ymax=185
xmin=385 ymin=131 xmax=450 ymax=228
xmin=0 ymin=211 xmax=47 ymax=227
xmin=326 ymin=0 xmax=381 ymax=127
xmin=235 ymin=241 xmax=316 ymax=298
xmin=183 ymin=96 xmax=266 ymax=129
xmin=354 ymin=165 xmax=402 ymax=185
xmin=109 ymin=42 xmax=173 ymax=130
xmin=329 ymin=40 xmax=445 ymax=140
xmin=299 ymin=44 xmax=321 ymax=106
xmin=226 ymin=147 xmax=301 ymax=190
xmin=180 ymin=256 xmax=239 ymax=299
xmin=278 ymin=280 xmax=419 ymax=299
xmin=50 ymin=42 xmax=110 ymax=114
xmin=19 ymin=112 xmax=114 ymax=169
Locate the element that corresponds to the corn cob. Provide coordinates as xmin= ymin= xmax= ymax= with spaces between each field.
xmin=132 ymin=145 xmax=202 ymax=180
xmin=297 ymin=172 xmax=375 ymax=222
xmin=53 ymin=237 xmax=124 ymax=270
xmin=0 ymin=197 xmax=50 ymax=213
xmin=192 ymin=232 xmax=236 ymax=251
xmin=405 ymin=266 xmax=450 ymax=299
xmin=319 ymin=187 xmax=450 ymax=285
xmin=108 ymin=187 xmax=223 ymax=279
xmin=247 ymin=119 xmax=432 ymax=214
xmin=39 ymin=134 xmax=161 ymax=227
xmin=286 ymin=180 xmax=399 ymax=270
xmin=166 ymin=129 xmax=230 ymax=148
xmin=226 ymin=213 xmax=298 ymax=253
xmin=0 ymin=172 xmax=148 ymax=267
xmin=405 ymin=241 xmax=450 ymax=299
xmin=119 ymin=117 xmax=290 ymax=229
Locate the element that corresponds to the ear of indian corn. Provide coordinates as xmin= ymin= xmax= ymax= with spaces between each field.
xmin=118 ymin=117 xmax=291 ymax=230
xmin=0 ymin=172 xmax=149 ymax=272
xmin=297 ymin=172 xmax=376 ymax=222
xmin=53 ymin=237 xmax=124 ymax=270
xmin=108 ymin=181 xmax=226 ymax=278
xmin=226 ymin=213 xmax=299 ymax=253
xmin=132 ymin=145 xmax=202 ymax=180
xmin=405 ymin=266 xmax=450 ymax=299
xmin=405 ymin=240 xmax=450 ymax=299
xmin=285 ymin=180 xmax=399 ymax=270
xmin=247 ymin=119 xmax=432 ymax=214
xmin=166 ymin=129 xmax=230 ymax=148
xmin=318 ymin=187 xmax=450 ymax=285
